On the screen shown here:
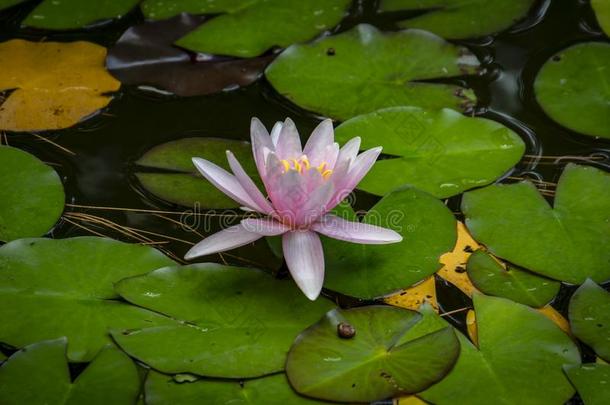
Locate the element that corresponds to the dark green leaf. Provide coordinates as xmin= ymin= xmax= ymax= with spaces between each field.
xmin=23 ymin=0 xmax=140 ymax=29
xmin=0 ymin=146 xmax=64 ymax=242
xmin=335 ymin=107 xmax=524 ymax=198
xmin=112 ymin=264 xmax=334 ymax=378
xmin=266 ymin=24 xmax=480 ymax=120
xmin=466 ymin=250 xmax=560 ymax=307
xmin=462 ymin=164 xmax=610 ymax=284
xmin=0 ymin=338 xmax=140 ymax=405
xmin=286 ymin=305 xmax=459 ymax=402
xmin=569 ymin=279 xmax=610 ymax=361
xmin=379 ymin=0 xmax=535 ymax=39
xmin=534 ymin=42 xmax=610 ymax=139
xmin=564 ymin=363 xmax=610 ymax=405
xmin=324 ymin=187 xmax=456 ymax=299
xmin=0 ymin=237 xmax=176 ymax=361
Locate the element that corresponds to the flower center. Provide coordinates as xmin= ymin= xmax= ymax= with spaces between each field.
xmin=280 ymin=156 xmax=333 ymax=179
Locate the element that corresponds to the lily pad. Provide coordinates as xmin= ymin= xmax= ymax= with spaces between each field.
xmin=534 ymin=42 xmax=610 ymax=139
xmin=0 ymin=146 xmax=64 ymax=242
xmin=146 ymin=371 xmax=327 ymax=404
xmin=592 ymin=0 xmax=610 ymax=36
xmin=569 ymin=280 xmax=610 ymax=361
xmin=0 ymin=39 xmax=120 ymax=131
xmin=265 ymin=24 xmax=480 ymax=120
xmin=323 ymin=187 xmax=456 ymax=299
xmin=420 ymin=294 xmax=581 ymax=405
xmin=0 ymin=0 xmax=26 ymax=11
xmin=106 ymin=13 xmax=272 ymax=97
xmin=112 ymin=264 xmax=334 ymax=378
xmin=0 ymin=338 xmax=140 ymax=405
xmin=286 ymin=306 xmax=459 ymax=402
xmin=564 ymin=363 xmax=610 ymax=405
xmin=462 ymin=164 xmax=610 ymax=284
xmin=334 ymin=107 xmax=525 ymax=198
xmin=141 ymin=0 xmax=351 ymax=58
xmin=379 ymin=0 xmax=536 ymax=39
xmin=0 ymin=237 xmax=175 ymax=361
xmin=22 ymin=0 xmax=139 ymax=29
xmin=135 ymin=137 xmax=257 ymax=208
xmin=466 ymin=250 xmax=560 ymax=308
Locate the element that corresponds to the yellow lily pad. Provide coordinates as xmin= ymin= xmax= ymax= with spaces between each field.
xmin=0 ymin=39 xmax=120 ymax=132
xmin=385 ymin=276 xmax=438 ymax=312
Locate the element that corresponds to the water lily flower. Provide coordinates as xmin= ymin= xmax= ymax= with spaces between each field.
xmin=185 ymin=118 xmax=402 ymax=300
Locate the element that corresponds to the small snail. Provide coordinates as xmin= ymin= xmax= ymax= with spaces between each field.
xmin=337 ymin=322 xmax=356 ymax=339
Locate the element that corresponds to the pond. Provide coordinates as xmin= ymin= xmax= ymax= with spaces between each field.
xmin=0 ymin=0 xmax=609 ymax=404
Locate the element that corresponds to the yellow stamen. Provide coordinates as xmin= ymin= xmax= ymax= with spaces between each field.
xmin=280 ymin=159 xmax=290 ymax=172
xmin=301 ymin=156 xmax=311 ymax=170
xmin=322 ymin=169 xmax=333 ymax=179
xmin=291 ymin=159 xmax=302 ymax=173
xmin=317 ymin=162 xmax=327 ymax=173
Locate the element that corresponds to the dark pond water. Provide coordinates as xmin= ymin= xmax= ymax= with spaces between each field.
xmin=0 ymin=0 xmax=608 ymax=381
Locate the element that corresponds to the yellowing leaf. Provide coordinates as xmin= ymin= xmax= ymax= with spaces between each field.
xmin=437 ymin=221 xmax=481 ymax=297
xmin=385 ymin=276 xmax=438 ymax=312
xmin=537 ymin=304 xmax=570 ymax=335
xmin=0 ymin=40 xmax=120 ymax=131
xmin=467 ymin=309 xmax=478 ymax=345
xmin=395 ymin=395 xmax=428 ymax=405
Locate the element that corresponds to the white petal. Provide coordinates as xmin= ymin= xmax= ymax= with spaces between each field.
xmin=304 ymin=119 xmax=334 ymax=158
xmin=226 ymin=151 xmax=274 ymax=215
xmin=240 ymin=218 xmax=290 ymax=236
xmin=282 ymin=230 xmax=325 ymax=300
xmin=270 ymin=121 xmax=283 ymax=146
xmin=312 ymin=214 xmax=403 ymax=244
xmin=275 ymin=118 xmax=302 ymax=159
xmin=250 ymin=117 xmax=274 ymax=176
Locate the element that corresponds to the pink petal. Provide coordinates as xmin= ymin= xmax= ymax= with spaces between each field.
xmin=312 ymin=214 xmax=403 ymax=244
xmin=192 ymin=158 xmax=261 ymax=212
xmin=304 ymin=119 xmax=334 ymax=158
xmin=226 ymin=151 xmax=274 ymax=215
xmin=326 ymin=146 xmax=382 ymax=210
xmin=240 ymin=218 xmax=290 ymax=236
xmin=282 ymin=230 xmax=325 ymax=300
xmin=295 ymin=179 xmax=334 ymax=225
xmin=275 ymin=118 xmax=302 ymax=160
xmin=184 ymin=224 xmax=263 ymax=259
xmin=336 ymin=137 xmax=361 ymax=168
xmin=250 ymin=117 xmax=274 ymax=176
xmin=271 ymin=170 xmax=307 ymax=225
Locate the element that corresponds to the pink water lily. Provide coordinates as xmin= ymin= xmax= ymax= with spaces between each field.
xmin=185 ymin=117 xmax=402 ymax=300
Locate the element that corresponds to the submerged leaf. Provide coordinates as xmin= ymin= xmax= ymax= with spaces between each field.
xmin=146 ymin=371 xmax=327 ymax=404
xmin=286 ymin=306 xmax=460 ymax=402
xmin=323 ymin=187 xmax=457 ymax=299
xmin=0 ymin=146 xmax=64 ymax=242
xmin=0 ymin=339 xmax=140 ymax=405
xmin=0 ymin=237 xmax=175 ymax=361
xmin=467 ymin=250 xmax=560 ymax=308
xmin=569 ymin=280 xmax=610 ymax=362
xmin=0 ymin=40 xmax=120 ymax=131
xmin=141 ymin=0 xmax=351 ymax=58
xmin=335 ymin=107 xmax=524 ymax=198
xmin=564 ymin=363 xmax=610 ymax=405
xmin=379 ymin=0 xmax=536 ymax=39
xmin=0 ymin=0 xmax=26 ymax=11
xmin=266 ymin=24 xmax=480 ymax=120
xmin=534 ymin=42 xmax=610 ymax=139
xmin=462 ymin=164 xmax=610 ymax=284
xmin=112 ymin=264 xmax=334 ymax=378
xmin=420 ymin=295 xmax=580 ymax=405
xmin=106 ymin=13 xmax=272 ymax=96
xmin=134 ymin=137 xmax=257 ymax=208
xmin=22 ymin=0 xmax=139 ymax=29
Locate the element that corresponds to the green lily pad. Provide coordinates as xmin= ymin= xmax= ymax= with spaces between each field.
xmin=0 ymin=146 xmax=64 ymax=242
xmin=265 ymin=24 xmax=480 ymax=121
xmin=569 ymin=279 xmax=610 ymax=361
xmin=564 ymin=363 xmax=610 ymax=405
xmin=592 ymin=0 xmax=610 ymax=36
xmin=0 ymin=338 xmax=140 ymax=405
xmin=146 ymin=371 xmax=327 ymax=404
xmin=112 ymin=264 xmax=334 ymax=378
xmin=286 ymin=306 xmax=459 ymax=402
xmin=153 ymin=0 xmax=352 ymax=58
xmin=421 ymin=294 xmax=581 ymax=405
xmin=323 ymin=187 xmax=456 ymax=299
xmin=379 ymin=0 xmax=535 ymax=39
xmin=0 ymin=0 xmax=26 ymax=11
xmin=334 ymin=107 xmax=525 ymax=198
xmin=135 ymin=137 xmax=257 ymax=208
xmin=462 ymin=164 xmax=610 ymax=284
xmin=466 ymin=250 xmax=560 ymax=308
xmin=0 ymin=237 xmax=175 ymax=361
xmin=23 ymin=0 xmax=140 ymax=30
xmin=534 ymin=42 xmax=610 ymax=139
